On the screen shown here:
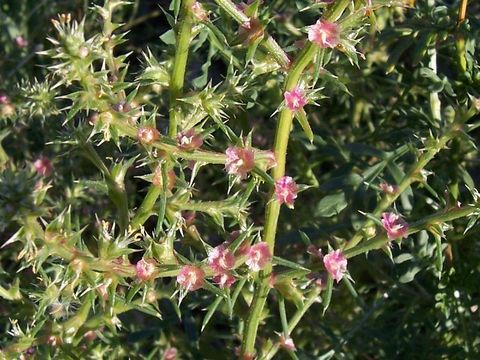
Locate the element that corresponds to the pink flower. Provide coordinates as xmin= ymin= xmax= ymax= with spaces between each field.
xmin=33 ymin=156 xmax=53 ymax=177
xmin=213 ymin=272 xmax=237 ymax=289
xmin=176 ymin=129 xmax=203 ymax=151
xmin=163 ymin=347 xmax=178 ymax=360
xmin=225 ymin=146 xmax=255 ymax=179
xmin=245 ymin=242 xmax=272 ymax=272
xmin=379 ymin=182 xmax=398 ymax=195
xmin=136 ymin=258 xmax=156 ymax=281
xmin=208 ymin=244 xmax=235 ymax=273
xmin=191 ymin=2 xmax=208 ymax=22
xmin=0 ymin=94 xmax=9 ymax=104
xmin=177 ymin=265 xmax=205 ymax=291
xmin=381 ymin=212 xmax=409 ymax=240
xmin=308 ymin=20 xmax=340 ymax=48
xmin=279 ymin=335 xmax=296 ymax=351
xmin=137 ymin=126 xmax=160 ymax=144
xmin=284 ymin=87 xmax=307 ymax=112
xmin=15 ymin=36 xmax=28 ymax=48
xmin=323 ymin=249 xmax=347 ymax=283
xmin=275 ymin=176 xmax=298 ymax=208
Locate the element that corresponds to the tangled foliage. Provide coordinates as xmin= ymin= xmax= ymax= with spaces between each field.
xmin=1 ymin=0 xmax=480 ymax=359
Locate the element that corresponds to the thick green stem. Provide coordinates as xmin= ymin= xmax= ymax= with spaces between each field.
xmin=240 ymin=1 xmax=350 ymax=356
xmin=169 ymin=0 xmax=195 ymax=137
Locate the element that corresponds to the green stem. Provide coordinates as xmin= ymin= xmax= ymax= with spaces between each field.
xmin=345 ymin=119 xmax=467 ymax=250
xmin=261 ymin=288 xmax=321 ymax=360
xmin=240 ymin=1 xmax=350 ymax=356
xmin=131 ymin=185 xmax=163 ymax=231
xmin=169 ymin=0 xmax=195 ymax=137
xmin=80 ymin=143 xmax=129 ymax=232
xmin=345 ymin=205 xmax=478 ymax=258
xmin=213 ymin=0 xmax=290 ymax=68
xmin=455 ymin=0 xmax=469 ymax=73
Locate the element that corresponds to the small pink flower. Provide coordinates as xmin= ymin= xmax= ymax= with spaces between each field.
xmin=279 ymin=335 xmax=296 ymax=351
xmin=213 ymin=272 xmax=237 ymax=289
xmin=323 ymin=250 xmax=347 ymax=283
xmin=33 ymin=156 xmax=53 ymax=177
xmin=381 ymin=212 xmax=409 ymax=240
xmin=163 ymin=347 xmax=178 ymax=360
xmin=15 ymin=36 xmax=28 ymax=48
xmin=0 ymin=94 xmax=10 ymax=104
xmin=191 ymin=2 xmax=208 ymax=22
xmin=138 ymin=126 xmax=160 ymax=144
xmin=275 ymin=176 xmax=298 ymax=208
xmin=176 ymin=129 xmax=203 ymax=150
xmin=177 ymin=265 xmax=205 ymax=291
xmin=379 ymin=182 xmax=398 ymax=195
xmin=308 ymin=20 xmax=340 ymax=48
xmin=246 ymin=242 xmax=272 ymax=272
xmin=225 ymin=146 xmax=255 ymax=179
xmin=208 ymin=244 xmax=235 ymax=273
xmin=284 ymin=87 xmax=307 ymax=112
xmin=136 ymin=258 xmax=156 ymax=281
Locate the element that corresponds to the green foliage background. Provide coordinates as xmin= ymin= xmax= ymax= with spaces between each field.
xmin=1 ymin=0 xmax=479 ymax=359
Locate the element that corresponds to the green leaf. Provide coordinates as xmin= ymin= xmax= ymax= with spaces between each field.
xmin=160 ymin=30 xmax=176 ymax=45
xmin=398 ymin=266 xmax=421 ymax=283
xmin=295 ymin=109 xmax=314 ymax=143
xmin=322 ymin=275 xmax=334 ymax=314
xmin=272 ymin=256 xmax=310 ymax=272
xmin=315 ymin=192 xmax=347 ymax=218
xmin=201 ymin=296 xmax=223 ymax=332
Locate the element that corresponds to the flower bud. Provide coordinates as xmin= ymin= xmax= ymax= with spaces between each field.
xmin=176 ymin=129 xmax=203 ymax=151
xmin=225 ymin=146 xmax=255 ymax=179
xmin=0 ymin=93 xmax=9 ymax=104
xmin=177 ymin=265 xmax=205 ymax=291
xmin=163 ymin=347 xmax=178 ymax=360
xmin=284 ymin=87 xmax=307 ymax=112
xmin=138 ymin=126 xmax=160 ymax=145
xmin=279 ymin=335 xmax=296 ymax=351
xmin=245 ymin=242 xmax=271 ymax=272
xmin=323 ymin=250 xmax=347 ymax=283
xmin=208 ymin=244 xmax=235 ymax=273
xmin=33 ymin=156 xmax=53 ymax=177
xmin=379 ymin=182 xmax=398 ymax=195
xmin=212 ymin=272 xmax=236 ymax=289
xmin=308 ymin=20 xmax=340 ymax=48
xmin=381 ymin=212 xmax=409 ymax=240
xmin=136 ymin=258 xmax=157 ymax=281
xmin=78 ymin=46 xmax=89 ymax=59
xmin=191 ymin=2 xmax=208 ymax=22
xmin=274 ymin=176 xmax=298 ymax=208
xmin=15 ymin=36 xmax=28 ymax=48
